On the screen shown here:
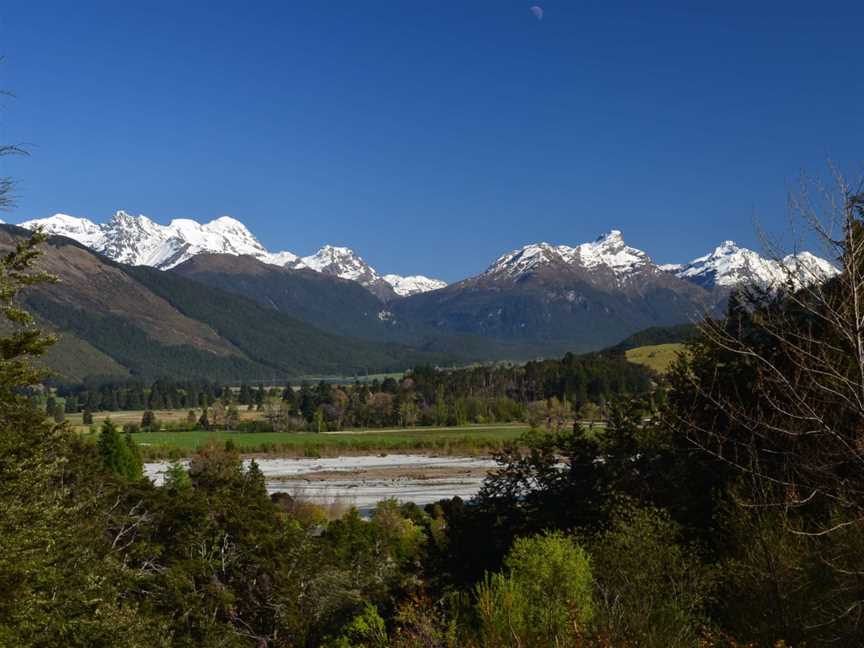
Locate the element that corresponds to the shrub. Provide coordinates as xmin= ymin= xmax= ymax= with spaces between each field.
xmin=475 ymin=531 xmax=593 ymax=645
xmin=589 ymin=504 xmax=713 ymax=648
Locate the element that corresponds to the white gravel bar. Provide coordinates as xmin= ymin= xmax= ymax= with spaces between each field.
xmin=145 ymin=454 xmax=497 ymax=512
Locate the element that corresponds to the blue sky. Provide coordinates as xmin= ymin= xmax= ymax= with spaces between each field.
xmin=0 ymin=1 xmax=861 ymax=281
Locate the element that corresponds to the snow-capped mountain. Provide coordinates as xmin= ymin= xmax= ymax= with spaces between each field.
xmin=483 ymin=230 xmax=653 ymax=285
xmin=664 ymin=241 xmax=838 ymax=290
xmin=383 ymin=274 xmax=448 ymax=297
xmin=19 ymin=211 xmax=281 ymax=270
xmin=16 ymin=211 xmax=445 ymax=298
xmin=391 ymin=229 xmax=716 ymax=354
xmin=295 ymin=245 xmax=446 ymax=299
xmin=300 ymin=245 xmax=373 ymax=281
xmin=481 ymin=229 xmax=838 ymax=293
xmin=22 ymin=213 xmax=105 ymax=248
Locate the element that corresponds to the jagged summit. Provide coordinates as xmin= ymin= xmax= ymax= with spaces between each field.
xmin=484 ymin=230 xmax=651 ymax=282
xmin=568 ymin=229 xmax=651 ymax=274
xmin=17 ymin=211 xmax=446 ymax=298
xmin=298 ymin=245 xmax=395 ymax=300
xmin=664 ymin=240 xmax=839 ymax=289
xmin=15 ymin=211 xmax=838 ymax=299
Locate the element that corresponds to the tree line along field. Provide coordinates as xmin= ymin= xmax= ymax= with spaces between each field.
xmin=90 ymin=423 xmax=533 ymax=460
xmin=50 ymin=350 xmax=657 ymax=434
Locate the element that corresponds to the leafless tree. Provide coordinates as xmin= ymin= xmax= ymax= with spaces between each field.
xmin=670 ymin=170 xmax=864 ymax=636
xmin=0 ymin=79 xmax=27 ymax=211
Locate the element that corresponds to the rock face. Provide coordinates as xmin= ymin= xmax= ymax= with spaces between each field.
xmin=390 ymin=230 xmax=719 ymax=354
xmin=18 ymin=211 xmax=446 ymax=298
xmin=297 ymin=245 xmax=397 ymax=300
xmin=390 ymin=230 xmax=838 ymax=354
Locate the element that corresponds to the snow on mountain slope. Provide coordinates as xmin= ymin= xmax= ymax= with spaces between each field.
xmin=298 ymin=246 xmax=446 ymax=298
xmin=484 ymin=242 xmax=568 ymax=279
xmin=264 ymin=250 xmax=303 ymax=268
xmin=383 ymin=274 xmax=447 ymax=297
xmin=298 ymin=245 xmax=400 ymax=299
xmin=484 ymin=230 xmax=652 ymax=282
xmin=667 ymin=241 xmax=838 ymax=289
xmin=300 ymin=245 xmax=377 ymax=283
xmin=20 ymin=211 xmax=280 ymax=270
xmin=15 ymin=212 xmax=444 ymax=297
xmin=566 ymin=229 xmax=651 ymax=275
xmin=483 ymin=230 xmax=837 ymax=293
xmin=20 ymin=213 xmax=105 ymax=248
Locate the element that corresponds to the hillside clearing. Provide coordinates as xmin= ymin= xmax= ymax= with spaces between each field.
xmin=625 ymin=343 xmax=686 ymax=374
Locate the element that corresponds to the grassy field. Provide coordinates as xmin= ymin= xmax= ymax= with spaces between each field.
xmin=625 ymin=343 xmax=686 ymax=374
xmin=80 ymin=422 xmax=531 ymax=460
xmin=67 ymin=407 xmax=262 ymax=433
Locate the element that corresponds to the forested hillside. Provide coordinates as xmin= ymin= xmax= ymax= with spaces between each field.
xmin=0 ymin=226 xmax=456 ymax=381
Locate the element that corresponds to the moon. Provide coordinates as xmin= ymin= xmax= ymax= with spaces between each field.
xmin=530 ymin=5 xmax=544 ymax=21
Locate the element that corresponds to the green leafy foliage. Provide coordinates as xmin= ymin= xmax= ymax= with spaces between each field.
xmin=588 ymin=505 xmax=713 ymax=647
xmin=475 ymin=532 xmax=594 ymax=646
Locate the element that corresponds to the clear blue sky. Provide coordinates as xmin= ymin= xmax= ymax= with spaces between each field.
xmin=0 ymin=1 xmax=861 ymax=281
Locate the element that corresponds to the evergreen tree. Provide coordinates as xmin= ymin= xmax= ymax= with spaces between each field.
xmin=97 ymin=420 xmax=142 ymax=480
xmin=163 ymin=460 xmax=191 ymax=491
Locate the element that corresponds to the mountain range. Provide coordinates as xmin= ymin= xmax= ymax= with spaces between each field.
xmin=0 ymin=212 xmax=840 ymax=382
xmin=18 ymin=212 xmax=836 ymax=296
xmin=19 ymin=212 xmax=447 ymax=298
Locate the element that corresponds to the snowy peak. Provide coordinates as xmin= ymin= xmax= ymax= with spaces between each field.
xmin=383 ymin=274 xmax=447 ymax=297
xmin=20 ymin=213 xmax=105 ymax=248
xmin=14 ymin=212 xmax=445 ymax=298
xmin=301 ymin=245 xmax=376 ymax=283
xmin=667 ymin=241 xmax=838 ymax=289
xmin=570 ymin=229 xmax=651 ymax=274
xmin=20 ymin=210 xmax=287 ymax=270
xmin=294 ymin=245 xmax=447 ymax=298
xmin=300 ymin=245 xmax=407 ymax=300
xmin=484 ymin=230 xmax=652 ymax=281
xmin=485 ymin=242 xmax=569 ymax=279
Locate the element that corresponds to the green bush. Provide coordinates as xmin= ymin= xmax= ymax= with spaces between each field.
xmin=589 ymin=504 xmax=713 ymax=647
xmin=475 ymin=531 xmax=593 ymax=646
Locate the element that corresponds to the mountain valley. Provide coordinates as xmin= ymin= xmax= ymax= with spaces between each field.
xmin=2 ymin=213 xmax=840 ymax=380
